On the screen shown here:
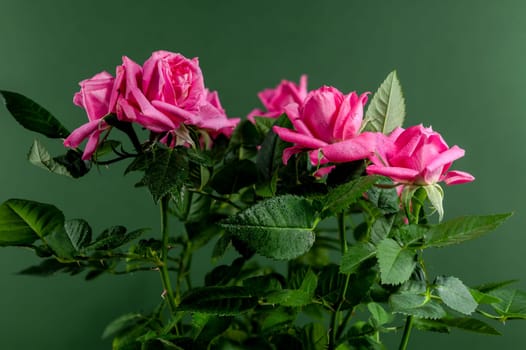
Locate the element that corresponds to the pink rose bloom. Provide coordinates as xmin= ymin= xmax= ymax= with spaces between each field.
xmin=272 ymin=86 xmax=377 ymax=168
xmin=113 ymin=50 xmax=238 ymax=139
xmin=64 ymin=71 xmax=116 ymax=159
xmin=366 ymin=125 xmax=475 ymax=186
xmin=247 ymin=75 xmax=308 ymax=122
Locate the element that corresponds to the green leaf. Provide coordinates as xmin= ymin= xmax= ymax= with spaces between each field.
xmin=256 ymin=115 xmax=291 ymax=184
xmin=52 ymin=149 xmax=91 ymax=178
xmin=365 ymin=178 xmax=400 ymax=214
xmin=424 ymin=184 xmax=444 ymax=221
xmin=0 ymin=198 xmax=64 ymax=246
xmin=340 ymin=242 xmax=376 ymax=274
xmin=253 ymin=116 xmax=277 ymax=136
xmin=264 ymin=289 xmax=313 ymax=307
xmin=64 ymin=219 xmax=92 ymax=250
xmin=88 ymin=226 xmax=148 ymax=251
xmin=102 ymin=313 xmax=148 ymax=339
xmin=210 ymin=159 xmax=258 ymax=195
xmin=93 ymin=140 xmax=121 ymax=159
xmin=412 ymin=318 xmax=450 ymax=333
xmin=370 ymin=216 xmax=394 ymax=245
xmin=178 ymin=286 xmax=258 ymax=315
xmin=18 ymin=258 xmax=68 ymax=276
xmin=470 ymin=289 xmax=502 ymax=305
xmin=361 ymin=71 xmax=405 ymax=134
xmin=435 ymin=276 xmax=478 ymax=315
xmin=300 ymin=323 xmax=328 ymax=350
xmin=0 ymin=90 xmax=70 ymax=138
xmin=322 ymin=176 xmax=379 ymax=215
xmin=390 ymin=292 xmax=446 ymax=319
xmin=440 ymin=317 xmax=501 ymax=335
xmin=143 ymin=147 xmax=189 ymax=202
xmin=376 ymin=238 xmax=416 ymax=285
xmin=27 ymin=139 xmax=73 ymax=177
xmin=474 ymin=280 xmax=518 ymax=293
xmin=424 ymin=213 xmax=512 ymax=248
xmin=368 ymin=302 xmax=392 ymax=326
xmin=221 ymin=195 xmax=318 ymax=260
xmin=489 ymin=288 xmax=526 ymax=320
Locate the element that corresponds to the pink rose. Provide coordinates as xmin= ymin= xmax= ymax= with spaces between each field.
xmin=64 ymin=71 xmax=116 ymax=159
xmin=114 ymin=50 xmax=238 ymax=139
xmin=366 ymin=125 xmax=475 ymax=186
xmin=247 ymin=75 xmax=308 ymax=121
xmin=272 ymin=86 xmax=377 ymax=168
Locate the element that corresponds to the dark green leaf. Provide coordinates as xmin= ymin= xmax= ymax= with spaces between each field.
xmin=340 ymin=242 xmax=376 ymax=274
xmin=392 ymin=224 xmax=428 ymax=246
xmin=18 ymin=258 xmax=68 ymax=276
xmin=1 ymin=90 xmax=69 ymax=138
xmin=435 ymin=276 xmax=478 ymax=315
xmin=376 ymin=238 xmax=416 ymax=285
xmin=27 ymin=139 xmax=73 ymax=177
xmin=412 ymin=318 xmax=450 ymax=333
xmin=221 ymin=195 xmax=318 ymax=260
xmin=368 ymin=302 xmax=392 ymax=326
xmin=256 ymin=115 xmax=291 ymax=184
xmin=474 ymin=280 xmax=518 ymax=293
xmin=370 ymin=216 xmax=394 ymax=245
xmin=365 ymin=179 xmax=400 ymax=214
xmin=300 ymin=323 xmax=328 ymax=350
xmin=470 ymin=289 xmax=502 ymax=305
xmin=323 ymin=176 xmax=379 ymax=215
xmin=0 ymin=198 xmax=64 ymax=246
xmin=253 ymin=116 xmax=278 ymax=136
xmin=440 ymin=317 xmax=501 ymax=335
xmin=178 ymin=286 xmax=258 ymax=315
xmin=143 ymin=147 xmax=189 ymax=202
xmin=424 ymin=213 xmax=512 ymax=248
xmin=88 ymin=226 xmax=148 ymax=251
xmin=361 ymin=71 xmax=405 ymax=134
xmin=53 ymin=149 xmax=91 ymax=178
xmin=211 ymin=159 xmax=258 ymax=195
xmin=102 ymin=313 xmax=148 ymax=339
xmin=390 ymin=293 xmax=446 ymax=319
xmin=93 ymin=140 xmax=122 ymax=159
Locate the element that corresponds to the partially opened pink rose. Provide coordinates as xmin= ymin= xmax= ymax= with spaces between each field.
xmin=64 ymin=71 xmax=116 ymax=159
xmin=272 ymin=86 xmax=377 ymax=168
xmin=366 ymin=125 xmax=475 ymax=186
xmin=247 ymin=75 xmax=308 ymax=121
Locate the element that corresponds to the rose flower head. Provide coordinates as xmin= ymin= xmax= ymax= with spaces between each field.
xmin=247 ymin=75 xmax=308 ymax=122
xmin=367 ymin=124 xmax=475 ymax=219
xmin=273 ymin=85 xmax=377 ymax=175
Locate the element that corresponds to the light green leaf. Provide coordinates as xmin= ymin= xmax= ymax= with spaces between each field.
xmin=264 ymin=289 xmax=313 ymax=307
xmin=377 ymin=238 xmax=416 ymax=285
xmin=1 ymin=90 xmax=70 ymax=138
xmin=424 ymin=213 xmax=512 ymax=248
xmin=340 ymin=242 xmax=376 ymax=274
xmin=0 ymin=198 xmax=64 ymax=246
xmin=424 ymin=184 xmax=444 ymax=221
xmin=470 ymin=289 xmax=502 ymax=305
xmin=64 ymin=219 xmax=92 ymax=250
xmin=221 ymin=195 xmax=318 ymax=260
xmin=361 ymin=71 xmax=405 ymax=134
xmin=435 ymin=276 xmax=478 ymax=315
xmin=27 ymin=139 xmax=73 ymax=177
xmin=323 ymin=176 xmax=379 ymax=215
xmin=390 ymin=293 xmax=446 ymax=319
xmin=178 ymin=286 xmax=258 ymax=315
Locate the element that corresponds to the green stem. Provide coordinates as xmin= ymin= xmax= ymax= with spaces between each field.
xmin=159 ymin=195 xmax=177 ymax=314
xmin=398 ymin=315 xmax=414 ymax=350
xmin=337 ymin=212 xmax=348 ymax=254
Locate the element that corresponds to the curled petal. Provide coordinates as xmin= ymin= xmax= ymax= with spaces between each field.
xmin=321 ymin=132 xmax=377 ymax=163
xmin=366 ymin=164 xmax=420 ymax=183
xmin=425 ymin=145 xmax=465 ymax=174
xmin=442 ymin=170 xmax=475 ymax=185
xmin=282 ymin=146 xmax=305 ymax=164
xmin=273 ymin=126 xmax=328 ymax=149
xmin=64 ymin=120 xmax=104 ymax=149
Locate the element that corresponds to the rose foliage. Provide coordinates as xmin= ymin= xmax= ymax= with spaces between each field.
xmin=1 ymin=51 xmax=525 ymax=350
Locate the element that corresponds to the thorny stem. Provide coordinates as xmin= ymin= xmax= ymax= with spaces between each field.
xmin=159 ymin=195 xmax=177 ymax=315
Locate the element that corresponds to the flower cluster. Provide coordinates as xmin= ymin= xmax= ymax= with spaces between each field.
xmin=248 ymin=75 xmax=474 ymax=189
xmin=64 ymin=50 xmax=239 ymax=159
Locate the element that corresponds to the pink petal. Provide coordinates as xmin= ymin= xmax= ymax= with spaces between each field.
xmin=63 ymin=120 xmax=103 ymax=148
xmin=366 ymin=165 xmax=420 ymax=183
xmin=321 ymin=132 xmax=377 ymax=163
xmin=425 ymin=146 xmax=465 ymax=175
xmin=83 ymin=129 xmax=104 ymax=160
xmin=273 ymin=126 xmax=327 ymax=149
xmin=282 ymin=146 xmax=304 ymax=164
xmin=442 ymin=170 xmax=475 ymax=185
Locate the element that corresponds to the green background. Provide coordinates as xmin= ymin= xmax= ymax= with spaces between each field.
xmin=1 ymin=0 xmax=525 ymax=348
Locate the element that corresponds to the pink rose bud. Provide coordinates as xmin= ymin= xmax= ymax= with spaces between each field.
xmin=64 ymin=71 xmax=116 ymax=159
xmin=366 ymin=125 xmax=475 ymax=186
xmin=247 ymin=75 xmax=308 ymax=121
xmin=273 ymin=86 xmax=377 ymax=168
